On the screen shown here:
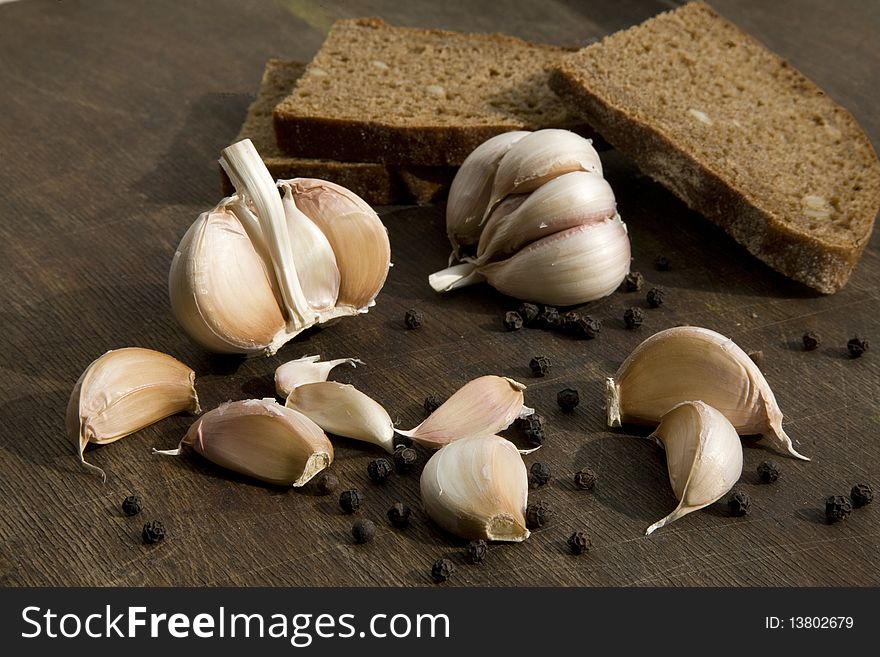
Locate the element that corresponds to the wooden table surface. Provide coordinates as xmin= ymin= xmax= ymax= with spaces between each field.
xmin=0 ymin=0 xmax=877 ymax=587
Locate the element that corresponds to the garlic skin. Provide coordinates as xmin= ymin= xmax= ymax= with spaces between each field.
xmin=155 ymin=399 xmax=332 ymax=486
xmin=606 ymin=326 xmax=808 ymax=461
xmin=170 ymin=139 xmax=391 ymax=356
xmin=274 ymin=355 xmax=363 ymax=399
xmin=398 ymin=375 xmax=531 ymax=449
xmin=285 ymin=381 xmax=396 ymax=453
xmin=67 ymin=348 xmax=200 ymax=480
xmin=646 ymin=401 xmax=743 ymax=535
xmin=420 ymin=435 xmax=530 ymax=542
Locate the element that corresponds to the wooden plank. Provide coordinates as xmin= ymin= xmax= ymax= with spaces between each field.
xmin=0 ymin=0 xmax=877 ymax=586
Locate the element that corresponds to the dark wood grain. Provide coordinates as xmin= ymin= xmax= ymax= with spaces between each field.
xmin=0 ymin=0 xmax=877 ymax=587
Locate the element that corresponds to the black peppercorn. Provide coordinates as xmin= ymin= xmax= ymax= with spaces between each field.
xmin=431 ymin=558 xmax=455 ymax=583
xmin=352 ymin=519 xmax=376 ymax=544
xmin=757 ymin=460 xmax=780 ymax=484
xmin=847 ymin=335 xmax=868 ymax=358
xmin=850 ymin=483 xmax=873 ymax=508
xmin=568 ymin=531 xmax=592 ymax=555
xmin=623 ymin=271 xmax=644 ymax=292
xmin=517 ymin=414 xmax=545 ymax=446
xmin=646 ymin=287 xmax=665 ymax=308
xmin=387 ymin=502 xmax=411 ymax=528
xmin=557 ymin=387 xmax=580 ymax=411
xmin=142 ymin=520 xmax=165 ymax=545
xmin=568 ymin=315 xmax=601 ymax=339
xmin=503 ymin=310 xmax=524 ymax=331
xmin=727 ymin=490 xmax=751 ymax=516
xmin=536 ymin=306 xmax=562 ymax=330
xmin=747 ymin=350 xmax=765 ymax=371
xmin=530 ymin=355 xmax=552 ymax=377
xmin=339 ymin=489 xmax=363 ymax=514
xmin=424 ymin=394 xmax=444 ymax=414
xmin=825 ymin=495 xmax=852 ymax=522
xmin=518 ymin=302 xmax=540 ymax=326
xmin=404 ymin=309 xmax=423 ymax=330
xmin=393 ymin=446 xmax=417 ymax=474
xmin=529 ymin=462 xmax=551 ymax=487
xmin=654 ymin=255 xmax=671 ymax=271
xmin=623 ymin=307 xmax=643 ymax=329
xmin=802 ymin=331 xmax=821 ymax=351
xmin=121 ymin=495 xmax=142 ymax=517
xmin=367 ymin=458 xmax=393 ymax=483
xmin=525 ymin=500 xmax=554 ymax=529
xmin=574 ymin=468 xmax=597 ymax=491
xmin=316 ymin=473 xmax=339 ymax=496
xmin=464 ymin=539 xmax=488 ymax=565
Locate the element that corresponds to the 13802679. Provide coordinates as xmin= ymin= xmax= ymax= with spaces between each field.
xmin=789 ymin=617 xmax=854 ymax=630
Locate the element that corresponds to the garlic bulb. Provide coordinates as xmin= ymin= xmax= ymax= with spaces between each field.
xmin=67 ymin=347 xmax=200 ymax=481
xmin=274 ymin=355 xmax=362 ymax=399
xmin=606 ymin=326 xmax=808 ymax=460
xmin=420 ymin=435 xmax=530 ymax=542
xmin=646 ymin=401 xmax=743 ymax=535
xmin=170 ymin=139 xmax=391 ymax=355
xmin=155 ymin=398 xmax=332 ymax=486
xmin=431 ymin=130 xmax=629 ymax=305
xmin=398 ymin=375 xmax=531 ymax=449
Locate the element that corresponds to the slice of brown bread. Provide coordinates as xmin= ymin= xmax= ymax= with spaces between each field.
xmin=272 ymin=18 xmax=592 ymax=166
xmin=223 ymin=59 xmax=454 ymax=205
xmin=551 ymin=2 xmax=880 ymax=293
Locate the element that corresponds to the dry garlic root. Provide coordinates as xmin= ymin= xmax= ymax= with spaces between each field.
xmin=169 ymin=139 xmax=391 ymax=356
xmin=606 ymin=326 xmax=808 ymax=460
xmin=67 ymin=347 xmax=200 ymax=481
xmin=431 ymin=128 xmax=630 ymax=305
xmin=154 ymin=398 xmax=332 ymax=486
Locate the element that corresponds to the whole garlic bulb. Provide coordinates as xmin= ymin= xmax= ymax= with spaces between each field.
xmin=430 ymin=129 xmax=630 ymax=305
xmin=169 ymin=139 xmax=391 ymax=355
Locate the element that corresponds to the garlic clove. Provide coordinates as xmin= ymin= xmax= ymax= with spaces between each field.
xmin=478 ymin=215 xmax=631 ymax=306
xmin=605 ymin=326 xmax=809 ymax=461
xmin=274 ymin=355 xmax=363 ymax=399
xmin=474 ymin=171 xmax=617 ymax=264
xmin=446 ymin=130 xmax=530 ymax=256
xmin=280 ymin=184 xmax=341 ymax=312
xmin=284 ymin=381 xmax=396 ymax=453
xmin=485 ymin=129 xmax=603 ymax=217
xmin=283 ymin=178 xmax=391 ymax=312
xmin=67 ymin=347 xmax=200 ymax=480
xmin=169 ymin=205 xmax=288 ymax=354
xmin=646 ymin=401 xmax=743 ymax=535
xmin=154 ymin=398 xmax=332 ymax=486
xmin=420 ymin=434 xmax=530 ymax=542
xmin=398 ymin=375 xmax=529 ymax=449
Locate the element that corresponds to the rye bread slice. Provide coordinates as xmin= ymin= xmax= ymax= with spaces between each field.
xmin=551 ymin=2 xmax=880 ymax=293
xmin=273 ymin=18 xmax=591 ymax=167
xmin=224 ymin=59 xmax=454 ymax=205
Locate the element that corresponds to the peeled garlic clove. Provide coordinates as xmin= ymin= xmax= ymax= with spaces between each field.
xmin=485 ymin=129 xmax=603 ymax=216
xmin=285 ymin=381 xmax=396 ymax=453
xmin=474 ymin=171 xmax=617 ymax=264
xmin=446 ymin=130 xmax=529 ymax=256
xmin=155 ymin=399 xmax=332 ymax=486
xmin=284 ymin=178 xmax=391 ymax=312
xmin=169 ymin=204 xmax=288 ymax=354
xmin=67 ymin=348 xmax=200 ymax=480
xmin=274 ymin=355 xmax=363 ymax=399
xmin=398 ymin=375 xmax=529 ymax=449
xmin=420 ymin=434 xmax=530 ymax=542
xmin=606 ymin=326 xmax=808 ymax=460
xmin=646 ymin=401 xmax=743 ymax=535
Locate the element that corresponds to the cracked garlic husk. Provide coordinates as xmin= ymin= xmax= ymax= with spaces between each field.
xmin=645 ymin=401 xmax=743 ymax=535
xmin=420 ymin=434 xmax=530 ymax=542
xmin=67 ymin=347 xmax=200 ymax=481
xmin=169 ymin=139 xmax=391 ymax=355
xmin=431 ymin=130 xmax=629 ymax=305
xmin=154 ymin=398 xmax=332 ymax=486
xmin=274 ymin=355 xmax=363 ymax=399
xmin=606 ymin=326 xmax=808 ymax=460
